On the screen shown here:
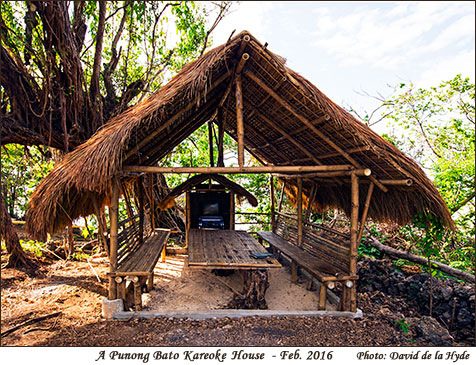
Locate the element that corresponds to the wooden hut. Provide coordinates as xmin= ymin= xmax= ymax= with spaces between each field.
xmin=26 ymin=31 xmax=453 ymax=313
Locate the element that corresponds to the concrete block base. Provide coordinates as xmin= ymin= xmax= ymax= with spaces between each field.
xmin=102 ymin=298 xmax=124 ymax=319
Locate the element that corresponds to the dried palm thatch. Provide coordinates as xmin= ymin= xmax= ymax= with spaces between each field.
xmin=26 ymin=31 xmax=453 ymax=241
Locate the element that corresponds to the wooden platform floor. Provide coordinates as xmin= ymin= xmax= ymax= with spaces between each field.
xmin=188 ymin=229 xmax=281 ymax=270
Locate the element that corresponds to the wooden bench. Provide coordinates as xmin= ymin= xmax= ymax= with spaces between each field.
xmin=108 ymin=226 xmax=170 ymax=310
xmin=257 ymin=214 xmax=358 ymax=311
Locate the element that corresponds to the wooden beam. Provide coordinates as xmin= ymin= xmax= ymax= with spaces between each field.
xmin=273 ymin=169 xmax=371 ymax=179
xmin=316 ymin=146 xmax=372 ymax=160
xmin=270 ymin=175 xmax=276 ymax=230
xmin=380 ymin=179 xmax=413 ymax=186
xmin=297 ymin=177 xmax=303 ymax=248
xmin=125 ymin=71 xmax=231 ymax=160
xmin=236 ymin=53 xmax=249 ymax=74
xmin=244 ymin=70 xmax=388 ymax=193
xmin=357 ymin=182 xmax=374 ymax=244
xmin=108 ymin=176 xmax=120 ymax=300
xmin=349 ymin=173 xmax=359 ymax=312
xmin=235 ymin=74 xmax=245 ymax=167
xmin=122 ymin=165 xmax=353 ymax=174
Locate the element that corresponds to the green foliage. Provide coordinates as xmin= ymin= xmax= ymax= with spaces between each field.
xmin=394 ymin=318 xmax=410 ymax=334
xmin=1 ymin=144 xmax=54 ymax=219
xmin=379 ymin=75 xmax=475 ymax=273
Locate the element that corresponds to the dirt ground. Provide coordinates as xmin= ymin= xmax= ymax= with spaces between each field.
xmin=0 ymin=249 xmax=467 ymax=347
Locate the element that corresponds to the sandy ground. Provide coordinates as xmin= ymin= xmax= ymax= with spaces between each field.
xmin=144 ymin=254 xmax=334 ymax=312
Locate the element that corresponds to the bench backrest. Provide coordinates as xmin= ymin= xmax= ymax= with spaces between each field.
xmin=106 ymin=214 xmax=151 ymax=264
xmin=274 ymin=213 xmax=351 ymax=274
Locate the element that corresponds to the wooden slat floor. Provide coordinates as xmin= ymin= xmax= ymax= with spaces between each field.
xmin=188 ymin=229 xmax=281 ymax=269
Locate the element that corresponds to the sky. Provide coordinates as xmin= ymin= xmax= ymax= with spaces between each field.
xmin=208 ymin=1 xmax=475 ymax=128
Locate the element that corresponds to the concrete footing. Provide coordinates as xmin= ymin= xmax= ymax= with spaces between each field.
xmin=102 ymin=298 xmax=124 ymax=319
xmin=113 ymin=308 xmax=363 ymax=321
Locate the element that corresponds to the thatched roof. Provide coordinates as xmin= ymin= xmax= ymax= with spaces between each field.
xmin=26 ymin=31 xmax=453 ymax=240
xmin=157 ymin=174 xmax=258 ymax=210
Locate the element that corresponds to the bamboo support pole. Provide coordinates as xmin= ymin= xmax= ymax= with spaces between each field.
xmin=235 ymin=74 xmax=245 ymax=167
xmin=297 ymin=177 xmax=303 ymax=248
xmin=270 ymin=175 xmax=276 ymax=230
xmin=349 ymin=173 xmax=359 ymax=312
xmin=185 ymin=191 xmax=191 ymax=248
xmin=138 ymin=176 xmax=144 ymax=246
xmin=277 ymin=180 xmax=286 ymax=213
xmin=244 ymin=70 xmax=388 ymax=192
xmin=216 ymin=107 xmax=225 ymax=167
xmin=318 ymin=283 xmax=327 ymax=310
xmin=148 ymin=173 xmax=155 ymax=229
xmin=230 ymin=192 xmax=235 ymax=230
xmin=208 ymin=121 xmax=214 ymax=167
xmin=291 ymin=260 xmax=298 ymax=283
xmin=133 ymin=277 xmax=142 ymax=311
xmin=357 ymin=182 xmax=374 ymax=244
xmin=108 ymin=176 xmax=120 ymax=300
xmin=122 ymin=165 xmax=353 ymax=174
xmin=147 ymin=273 xmax=154 ymax=292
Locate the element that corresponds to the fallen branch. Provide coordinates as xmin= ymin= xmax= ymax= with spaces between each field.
xmin=366 ymin=237 xmax=475 ymax=283
xmin=1 ymin=311 xmax=62 ymax=338
xmin=87 ymin=257 xmax=102 ymax=283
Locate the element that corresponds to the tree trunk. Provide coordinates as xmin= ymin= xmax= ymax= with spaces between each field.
xmin=367 ymin=237 xmax=475 ymax=283
xmin=0 ymin=193 xmax=30 ymax=267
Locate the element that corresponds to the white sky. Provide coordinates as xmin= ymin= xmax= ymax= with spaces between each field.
xmin=208 ymin=1 xmax=475 ymax=127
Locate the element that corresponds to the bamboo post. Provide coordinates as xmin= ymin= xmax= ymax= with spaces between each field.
xmin=133 ymin=276 xmax=142 ymax=311
xmin=270 ymin=175 xmax=276 ymax=231
xmin=349 ymin=172 xmax=359 ymax=312
xmin=357 ymin=182 xmax=374 ymax=244
xmin=277 ymin=180 xmax=286 ymax=212
xmin=291 ymin=260 xmax=298 ymax=284
xmin=138 ymin=176 xmax=144 ymax=245
xmin=148 ymin=173 xmax=155 ymax=230
xmin=185 ymin=191 xmax=191 ymax=248
xmin=230 ymin=192 xmax=235 ymax=230
xmin=208 ymin=120 xmax=214 ymax=167
xmin=108 ymin=176 xmax=120 ymax=300
xmin=297 ymin=177 xmax=303 ymax=247
xmin=216 ymin=107 xmax=225 ymax=167
xmin=160 ymin=245 xmax=166 ymax=262
xmin=318 ymin=283 xmax=327 ymax=310
xmin=235 ymin=74 xmax=245 ymax=167
xmin=147 ymin=272 xmax=154 ymax=292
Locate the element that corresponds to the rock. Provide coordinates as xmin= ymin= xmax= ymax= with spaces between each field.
xmin=413 ymin=316 xmax=454 ymax=346
xmin=437 ymin=285 xmax=453 ymax=302
xmin=456 ymin=307 xmax=473 ymax=328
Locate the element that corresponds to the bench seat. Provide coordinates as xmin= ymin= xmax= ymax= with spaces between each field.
xmin=110 ymin=228 xmax=170 ymax=310
xmin=256 ymin=231 xmax=357 ymax=310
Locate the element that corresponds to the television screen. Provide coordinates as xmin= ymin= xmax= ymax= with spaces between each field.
xmin=202 ymin=202 xmax=219 ymax=216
